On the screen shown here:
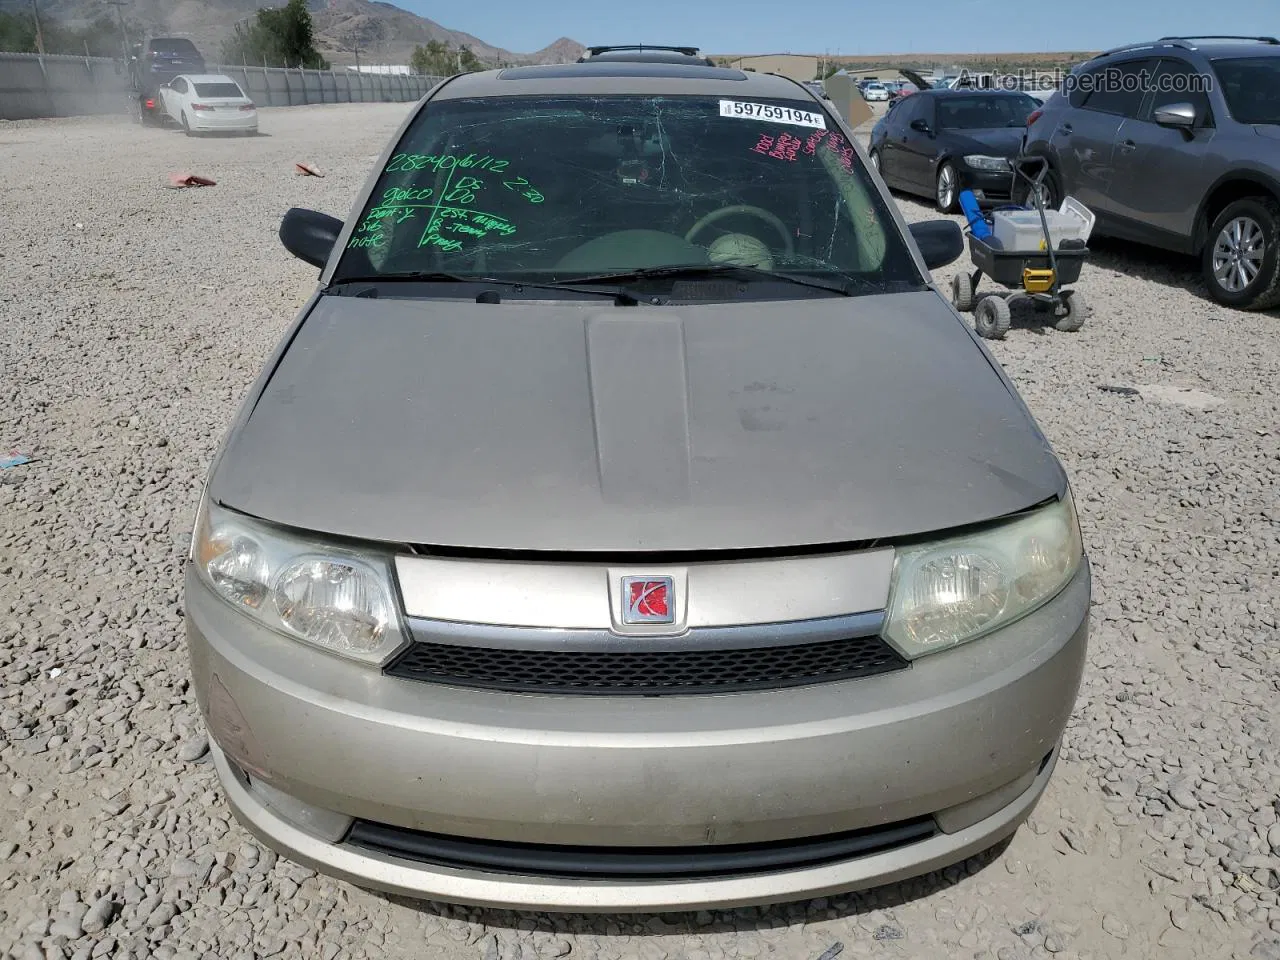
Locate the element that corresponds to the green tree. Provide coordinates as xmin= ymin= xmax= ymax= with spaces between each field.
xmin=0 ymin=11 xmax=38 ymax=52
xmin=410 ymin=38 xmax=483 ymax=76
xmin=222 ymin=0 xmax=328 ymax=69
xmin=0 ymin=11 xmax=139 ymax=56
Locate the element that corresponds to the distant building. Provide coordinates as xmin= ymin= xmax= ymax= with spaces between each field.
xmin=725 ymin=54 xmax=820 ymax=83
xmin=345 ymin=64 xmax=413 ymax=75
xmin=841 ymin=68 xmax=897 ymax=81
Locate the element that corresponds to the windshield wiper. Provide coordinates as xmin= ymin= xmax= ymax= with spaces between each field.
xmin=327 ymin=272 xmax=642 ymax=304
xmin=555 ymin=263 xmax=859 ymax=297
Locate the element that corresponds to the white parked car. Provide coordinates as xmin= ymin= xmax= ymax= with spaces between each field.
xmin=862 ymin=82 xmax=890 ymax=102
xmin=159 ymin=74 xmax=258 ymax=136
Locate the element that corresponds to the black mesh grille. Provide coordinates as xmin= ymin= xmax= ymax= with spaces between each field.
xmin=384 ymin=634 xmax=908 ymax=695
xmin=345 ymin=815 xmax=937 ymax=879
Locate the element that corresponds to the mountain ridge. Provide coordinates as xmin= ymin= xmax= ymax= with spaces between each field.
xmin=0 ymin=0 xmax=585 ymax=67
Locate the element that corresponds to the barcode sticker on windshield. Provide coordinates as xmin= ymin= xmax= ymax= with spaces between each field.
xmin=720 ymin=100 xmax=827 ymax=129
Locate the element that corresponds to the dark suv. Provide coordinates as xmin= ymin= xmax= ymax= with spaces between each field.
xmin=1022 ymin=36 xmax=1280 ymax=310
xmin=129 ymin=37 xmax=207 ymax=127
xmin=576 ymin=44 xmax=718 ymax=67
xmin=130 ymin=37 xmax=206 ymax=90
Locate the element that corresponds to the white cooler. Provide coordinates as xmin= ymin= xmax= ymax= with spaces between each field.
xmin=990 ymin=209 xmax=1089 ymax=252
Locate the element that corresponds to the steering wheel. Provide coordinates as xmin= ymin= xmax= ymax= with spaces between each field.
xmin=685 ymin=204 xmax=794 ymax=257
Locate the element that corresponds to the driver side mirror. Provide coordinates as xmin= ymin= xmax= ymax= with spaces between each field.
xmin=280 ymin=207 xmax=343 ymax=269
xmin=910 ymin=118 xmax=933 ymax=135
xmin=1153 ymin=102 xmax=1197 ymax=130
xmin=909 ymin=220 xmax=964 ymax=270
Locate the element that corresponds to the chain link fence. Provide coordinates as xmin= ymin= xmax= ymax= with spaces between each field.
xmin=0 ymin=52 xmax=445 ymax=121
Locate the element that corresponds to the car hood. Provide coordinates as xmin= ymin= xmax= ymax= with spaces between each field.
xmin=210 ymin=291 xmax=1065 ymax=553
xmin=899 ymin=69 xmax=933 ymax=90
xmin=943 ymin=127 xmax=1027 ymax=156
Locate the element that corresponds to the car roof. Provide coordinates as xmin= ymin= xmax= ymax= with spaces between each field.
xmin=148 ymin=37 xmax=200 ymax=49
xmin=579 ymin=45 xmax=716 ymax=66
xmin=1088 ymin=35 xmax=1280 ymax=63
xmin=177 ymin=74 xmax=242 ymax=85
xmin=916 ymin=88 xmax=1037 ymax=98
xmin=431 ymin=63 xmax=816 ymax=101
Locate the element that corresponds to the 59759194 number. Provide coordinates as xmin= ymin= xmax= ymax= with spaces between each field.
xmin=719 ymin=100 xmax=827 ymax=130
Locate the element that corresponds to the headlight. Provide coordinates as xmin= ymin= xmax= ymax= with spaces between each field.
xmin=192 ymin=498 xmax=405 ymax=665
xmin=964 ymin=154 xmax=1012 ymax=171
xmin=883 ymin=493 xmax=1083 ymax=659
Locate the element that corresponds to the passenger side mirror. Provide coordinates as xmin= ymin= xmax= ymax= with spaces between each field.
xmin=909 ymin=220 xmax=964 ymax=271
xmin=280 ymin=207 xmax=343 ymax=269
xmin=1153 ymin=102 xmax=1197 ymax=129
xmin=910 ymin=118 xmax=933 ymax=135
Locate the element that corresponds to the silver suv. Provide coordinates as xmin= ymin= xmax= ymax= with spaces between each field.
xmin=1022 ymin=36 xmax=1280 ymax=310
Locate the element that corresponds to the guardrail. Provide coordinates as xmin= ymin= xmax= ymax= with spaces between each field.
xmin=0 ymin=52 xmax=445 ymax=121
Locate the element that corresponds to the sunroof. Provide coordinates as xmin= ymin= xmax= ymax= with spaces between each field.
xmin=498 ymin=63 xmax=747 ymax=81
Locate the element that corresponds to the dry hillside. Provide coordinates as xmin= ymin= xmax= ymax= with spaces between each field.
xmin=0 ymin=0 xmax=584 ymax=66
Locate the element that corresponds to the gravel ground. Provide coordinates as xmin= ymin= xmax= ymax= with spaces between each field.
xmin=1 ymin=101 xmax=1277 ymax=960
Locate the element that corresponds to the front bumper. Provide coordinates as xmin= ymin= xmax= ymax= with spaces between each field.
xmin=186 ymin=560 xmax=1089 ymax=910
xmin=957 ymin=165 xmax=1017 ymax=205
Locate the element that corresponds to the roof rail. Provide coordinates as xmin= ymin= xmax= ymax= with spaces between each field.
xmin=584 ymin=45 xmax=701 ymax=57
xmin=1085 ymin=43 xmax=1150 ymax=62
xmin=1157 ymin=35 xmax=1280 ymax=45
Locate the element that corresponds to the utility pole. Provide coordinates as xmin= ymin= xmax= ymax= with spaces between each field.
xmin=30 ymin=0 xmax=45 ymax=55
xmin=105 ymin=0 xmax=129 ymax=60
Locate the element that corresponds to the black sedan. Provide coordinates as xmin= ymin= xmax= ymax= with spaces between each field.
xmin=868 ymin=90 xmax=1040 ymax=212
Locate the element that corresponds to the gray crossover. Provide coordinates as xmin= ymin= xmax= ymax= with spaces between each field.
xmin=184 ymin=54 xmax=1091 ymax=911
xmin=1022 ymin=35 xmax=1280 ymax=310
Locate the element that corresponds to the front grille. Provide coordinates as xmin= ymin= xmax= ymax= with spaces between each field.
xmin=344 ymin=815 xmax=937 ymax=879
xmin=383 ymin=634 xmax=908 ymax=695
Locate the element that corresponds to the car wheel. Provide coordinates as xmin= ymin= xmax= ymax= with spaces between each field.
xmin=182 ymin=112 xmax=194 ymax=137
xmin=936 ymin=162 xmax=958 ymax=213
xmin=869 ymin=149 xmax=882 ymax=173
xmin=1203 ymin=197 xmax=1280 ymax=310
xmin=1033 ymin=177 xmax=1060 ymax=211
xmin=1014 ymin=163 xmax=1060 ymax=211
xmin=1053 ymin=289 xmax=1088 ymax=332
xmin=950 ymin=272 xmax=976 ymax=312
xmin=973 ymin=294 xmax=1011 ymax=339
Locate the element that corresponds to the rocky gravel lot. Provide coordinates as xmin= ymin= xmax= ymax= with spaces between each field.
xmin=1 ymin=102 xmax=1278 ymax=960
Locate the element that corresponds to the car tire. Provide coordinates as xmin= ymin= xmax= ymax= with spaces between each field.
xmin=936 ymin=162 xmax=958 ymax=213
xmin=950 ymin=272 xmax=975 ymax=312
xmin=182 ymin=112 xmax=195 ymax=137
xmin=973 ymin=294 xmax=1011 ymax=339
xmin=1053 ymin=289 xmax=1088 ymax=332
xmin=869 ymin=149 xmax=881 ymax=173
xmin=1014 ymin=163 xmax=1061 ymax=211
xmin=1202 ymin=196 xmax=1280 ymax=311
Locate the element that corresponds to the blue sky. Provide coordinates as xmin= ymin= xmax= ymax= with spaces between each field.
xmin=398 ymin=0 xmax=1280 ymax=57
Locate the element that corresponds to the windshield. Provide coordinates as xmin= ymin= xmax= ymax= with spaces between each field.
xmin=151 ymin=39 xmax=200 ymax=56
xmin=1211 ymin=57 xmax=1280 ymax=125
xmin=936 ymin=94 xmax=1038 ymax=128
xmin=334 ymin=94 xmax=923 ymax=298
xmin=195 ymin=82 xmax=244 ymax=98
